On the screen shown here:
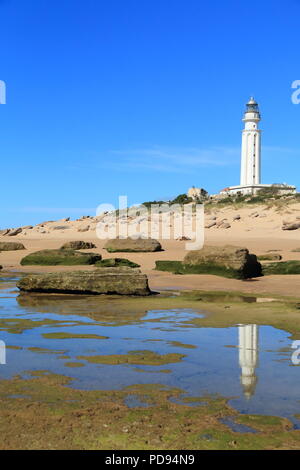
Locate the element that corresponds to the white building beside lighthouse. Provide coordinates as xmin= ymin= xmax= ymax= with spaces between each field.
xmin=220 ymin=97 xmax=296 ymax=196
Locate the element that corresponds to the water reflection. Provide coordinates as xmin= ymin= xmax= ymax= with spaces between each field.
xmin=238 ymin=324 xmax=258 ymax=399
xmin=1 ymin=279 xmax=300 ymax=422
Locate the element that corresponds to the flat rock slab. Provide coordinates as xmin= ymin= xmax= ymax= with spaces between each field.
xmin=0 ymin=242 xmax=26 ymax=251
xmin=104 ymin=238 xmax=162 ymax=252
xmin=20 ymin=249 xmax=101 ymax=266
xmin=17 ymin=268 xmax=151 ymax=296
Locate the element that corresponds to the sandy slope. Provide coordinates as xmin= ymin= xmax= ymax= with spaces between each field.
xmin=1 ymin=202 xmax=300 ymax=297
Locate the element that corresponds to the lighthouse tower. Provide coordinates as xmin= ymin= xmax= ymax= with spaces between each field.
xmin=218 ymin=97 xmax=296 ymax=196
xmin=240 ymin=97 xmax=261 ymax=186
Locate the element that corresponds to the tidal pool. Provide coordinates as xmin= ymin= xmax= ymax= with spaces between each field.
xmin=1 ymin=277 xmax=300 ymax=427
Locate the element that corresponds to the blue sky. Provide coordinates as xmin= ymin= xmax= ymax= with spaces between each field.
xmin=1 ymin=0 xmax=300 ymax=227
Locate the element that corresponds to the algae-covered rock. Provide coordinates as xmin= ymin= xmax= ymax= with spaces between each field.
xmin=95 ymin=258 xmax=140 ymax=268
xmin=60 ymin=241 xmax=96 ymax=250
xmin=258 ymin=253 xmax=282 ymax=261
xmin=183 ymin=245 xmax=262 ymax=279
xmin=0 ymin=242 xmax=26 ymax=251
xmin=17 ymin=268 xmax=151 ymax=295
xmin=263 ymin=261 xmax=300 ymax=275
xmin=104 ymin=238 xmax=162 ymax=253
xmin=20 ymin=249 xmax=101 ymax=266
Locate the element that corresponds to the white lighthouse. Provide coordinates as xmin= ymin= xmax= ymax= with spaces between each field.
xmin=240 ymin=97 xmax=261 ymax=186
xmin=219 ymin=97 xmax=296 ymax=196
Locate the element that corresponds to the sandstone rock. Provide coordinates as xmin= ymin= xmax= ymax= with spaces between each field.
xmin=104 ymin=238 xmax=162 ymax=253
xmin=0 ymin=242 xmax=26 ymax=251
xmin=220 ymin=223 xmax=231 ymax=229
xmin=0 ymin=229 xmax=10 ymax=236
xmin=183 ymin=245 xmax=262 ymax=279
xmin=20 ymin=249 xmax=101 ymax=266
xmin=78 ymin=226 xmax=90 ymax=232
xmin=60 ymin=241 xmax=96 ymax=250
xmin=258 ymin=253 xmax=282 ymax=261
xmin=17 ymin=268 xmax=151 ymax=296
xmin=52 ymin=226 xmax=70 ymax=231
xmin=282 ymin=222 xmax=300 ymax=231
xmin=95 ymin=258 xmax=140 ymax=268
xmin=7 ymin=228 xmax=22 ymax=236
xmin=233 ymin=215 xmax=241 ymax=221
xmin=216 ymin=219 xmax=227 ymax=227
xmin=205 ymin=221 xmax=216 ymax=229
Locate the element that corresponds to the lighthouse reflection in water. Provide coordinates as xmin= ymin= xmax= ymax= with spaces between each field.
xmin=238 ymin=324 xmax=259 ymax=399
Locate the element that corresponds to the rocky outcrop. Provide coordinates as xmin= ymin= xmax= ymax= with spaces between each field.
xmin=7 ymin=228 xmax=22 ymax=236
xmin=17 ymin=268 xmax=151 ymax=296
xmin=60 ymin=241 xmax=96 ymax=250
xmin=95 ymin=258 xmax=140 ymax=268
xmin=77 ymin=226 xmax=90 ymax=232
xmin=0 ymin=242 xmax=26 ymax=251
xmin=282 ymin=222 xmax=300 ymax=231
xmin=52 ymin=226 xmax=70 ymax=231
xmin=183 ymin=245 xmax=262 ymax=279
xmin=104 ymin=238 xmax=162 ymax=253
xmin=20 ymin=249 xmax=101 ymax=266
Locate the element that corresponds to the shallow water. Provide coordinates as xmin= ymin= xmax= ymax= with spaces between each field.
xmin=1 ymin=277 xmax=300 ymax=426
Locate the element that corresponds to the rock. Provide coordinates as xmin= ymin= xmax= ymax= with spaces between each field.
xmin=183 ymin=245 xmax=262 ymax=279
xmin=220 ymin=223 xmax=231 ymax=229
xmin=78 ymin=226 xmax=90 ymax=232
xmin=7 ymin=228 xmax=22 ymax=236
xmin=176 ymin=236 xmax=192 ymax=241
xmin=22 ymin=225 xmax=33 ymax=230
xmin=233 ymin=215 xmax=241 ymax=221
xmin=104 ymin=238 xmax=162 ymax=253
xmin=60 ymin=241 xmax=96 ymax=250
xmin=205 ymin=222 xmax=216 ymax=229
xmin=52 ymin=226 xmax=70 ymax=230
xmin=258 ymin=253 xmax=282 ymax=261
xmin=17 ymin=268 xmax=151 ymax=296
xmin=20 ymin=249 xmax=101 ymax=266
xmin=95 ymin=258 xmax=140 ymax=268
xmin=282 ymin=222 xmax=300 ymax=231
xmin=216 ymin=219 xmax=227 ymax=227
xmin=0 ymin=229 xmax=10 ymax=236
xmin=0 ymin=242 xmax=26 ymax=251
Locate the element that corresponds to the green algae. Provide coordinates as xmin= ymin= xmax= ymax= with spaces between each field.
xmin=42 ymin=332 xmax=109 ymax=340
xmin=0 ymin=371 xmax=299 ymax=449
xmin=77 ymin=350 xmax=186 ymax=366
xmin=28 ymin=347 xmax=67 ymax=355
xmin=167 ymin=341 xmax=197 ymax=349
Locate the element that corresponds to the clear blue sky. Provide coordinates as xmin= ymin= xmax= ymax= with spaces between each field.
xmin=1 ymin=0 xmax=300 ymax=227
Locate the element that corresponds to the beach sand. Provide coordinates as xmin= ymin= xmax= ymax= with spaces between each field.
xmin=1 ymin=202 xmax=300 ymax=297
